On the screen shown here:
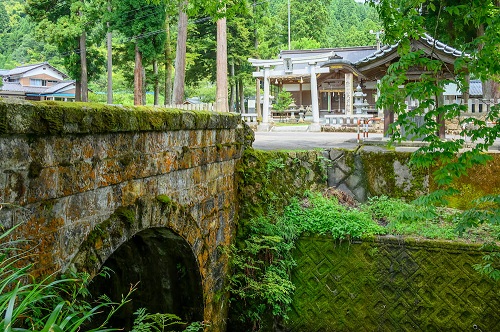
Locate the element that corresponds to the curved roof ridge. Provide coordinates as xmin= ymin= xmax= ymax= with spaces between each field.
xmin=355 ymin=33 xmax=468 ymax=65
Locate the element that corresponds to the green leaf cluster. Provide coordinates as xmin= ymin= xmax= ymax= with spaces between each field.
xmin=273 ymin=89 xmax=294 ymax=112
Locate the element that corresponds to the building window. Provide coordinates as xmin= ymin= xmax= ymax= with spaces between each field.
xmin=30 ymin=79 xmax=47 ymax=87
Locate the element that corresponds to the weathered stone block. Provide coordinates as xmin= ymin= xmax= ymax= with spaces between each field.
xmin=0 ymin=137 xmax=31 ymax=169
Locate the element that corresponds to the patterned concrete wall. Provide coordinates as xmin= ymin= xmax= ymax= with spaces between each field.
xmin=288 ymin=235 xmax=500 ymax=331
xmin=0 ymin=99 xmax=250 ymax=331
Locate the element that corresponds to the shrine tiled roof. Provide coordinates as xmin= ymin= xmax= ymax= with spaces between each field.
xmin=421 ymin=33 xmax=466 ymax=57
xmin=356 ymin=33 xmax=468 ymax=65
xmin=355 ymin=44 xmax=398 ymax=64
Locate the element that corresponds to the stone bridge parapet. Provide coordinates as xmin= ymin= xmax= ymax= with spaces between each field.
xmin=0 ymin=99 xmax=251 ymax=330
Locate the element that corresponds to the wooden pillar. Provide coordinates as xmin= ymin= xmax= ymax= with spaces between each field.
xmin=299 ymin=81 xmax=303 ymax=106
xmin=384 ymin=108 xmax=394 ymax=137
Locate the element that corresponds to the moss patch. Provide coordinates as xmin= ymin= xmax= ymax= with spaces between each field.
xmin=444 ymin=154 xmax=500 ymax=209
xmin=0 ymin=99 xmax=241 ymax=135
xmin=113 ymin=206 xmax=135 ymax=225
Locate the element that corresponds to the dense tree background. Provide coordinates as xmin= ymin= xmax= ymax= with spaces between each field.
xmin=0 ymin=0 xmax=381 ymax=104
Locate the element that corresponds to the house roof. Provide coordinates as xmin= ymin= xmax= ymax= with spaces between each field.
xmin=279 ymin=46 xmax=377 ymax=65
xmin=43 ymin=81 xmax=75 ymax=94
xmin=0 ymin=82 xmax=48 ymax=94
xmin=0 ymin=80 xmax=76 ymax=96
xmin=0 ymin=69 xmax=9 ymax=76
xmin=4 ymin=62 xmax=69 ymax=79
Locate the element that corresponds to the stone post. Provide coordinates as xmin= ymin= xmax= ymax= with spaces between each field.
xmin=345 ymin=73 xmax=354 ymax=116
xmin=309 ymin=62 xmax=321 ymax=131
xmin=258 ymin=66 xmax=271 ymax=131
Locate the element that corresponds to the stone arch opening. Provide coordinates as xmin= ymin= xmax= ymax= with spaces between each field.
xmin=88 ymin=227 xmax=204 ymax=330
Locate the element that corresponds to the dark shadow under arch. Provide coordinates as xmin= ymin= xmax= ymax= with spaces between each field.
xmin=88 ymin=227 xmax=204 ymax=330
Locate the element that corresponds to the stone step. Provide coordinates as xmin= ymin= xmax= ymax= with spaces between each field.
xmin=271 ymin=125 xmax=309 ymax=132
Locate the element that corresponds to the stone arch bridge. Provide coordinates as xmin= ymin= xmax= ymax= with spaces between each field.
xmin=0 ymin=100 xmax=252 ymax=330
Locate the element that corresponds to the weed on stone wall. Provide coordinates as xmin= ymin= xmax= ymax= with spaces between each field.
xmin=0 ymin=223 xmax=204 ymax=331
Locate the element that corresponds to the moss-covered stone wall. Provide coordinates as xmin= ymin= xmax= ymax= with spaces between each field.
xmin=326 ymin=148 xmax=500 ymax=205
xmin=236 ymin=148 xmax=327 ymax=235
xmin=327 ymin=149 xmax=430 ymax=202
xmin=288 ymin=235 xmax=500 ymax=331
xmin=0 ymin=99 xmax=248 ymax=332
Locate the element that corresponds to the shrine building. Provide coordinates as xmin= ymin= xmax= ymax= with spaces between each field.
xmin=249 ymin=34 xmax=467 ymax=132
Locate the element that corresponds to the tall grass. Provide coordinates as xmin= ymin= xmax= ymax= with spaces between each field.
xmin=0 ymin=225 xmax=131 ymax=331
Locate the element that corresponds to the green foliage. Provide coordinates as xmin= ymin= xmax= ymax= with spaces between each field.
xmin=474 ymin=242 xmax=500 ymax=281
xmin=130 ymin=308 xmax=184 ymax=332
xmin=290 ymin=37 xmax=320 ymax=50
xmin=285 ymin=193 xmax=384 ymax=239
xmin=227 ymin=215 xmax=299 ymax=330
xmin=273 ymin=89 xmax=294 ymax=113
xmin=109 ymin=0 xmax=166 ymax=62
xmin=455 ymin=195 xmax=500 ymax=234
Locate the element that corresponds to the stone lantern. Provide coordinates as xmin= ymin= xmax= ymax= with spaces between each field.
xmin=353 ymin=84 xmax=369 ymax=114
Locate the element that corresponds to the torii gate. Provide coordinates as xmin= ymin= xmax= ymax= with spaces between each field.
xmin=249 ymin=53 xmax=333 ymax=131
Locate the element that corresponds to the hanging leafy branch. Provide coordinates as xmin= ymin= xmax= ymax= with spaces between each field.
xmin=370 ymin=0 xmax=500 ymax=201
xmin=369 ymin=0 xmax=500 ymax=277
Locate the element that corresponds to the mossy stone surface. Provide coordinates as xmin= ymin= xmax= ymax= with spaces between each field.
xmin=0 ymin=99 xmax=240 ymax=135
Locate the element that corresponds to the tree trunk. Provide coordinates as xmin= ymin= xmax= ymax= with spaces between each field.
xmin=164 ymin=13 xmax=173 ymax=105
xmin=106 ymin=2 xmax=113 ymax=105
xmin=383 ymin=108 xmax=394 ymax=137
xmin=141 ymin=64 xmax=146 ymax=105
xmin=482 ymin=80 xmax=500 ymax=100
xmin=437 ymin=93 xmax=446 ymax=139
xmin=239 ymin=78 xmax=245 ymax=113
xmin=173 ymin=0 xmax=188 ymax=104
xmin=229 ymin=62 xmax=235 ymax=112
xmin=106 ymin=28 xmax=113 ymax=104
xmin=235 ymin=80 xmax=239 ymax=112
xmin=477 ymin=19 xmax=500 ymax=101
xmin=75 ymin=80 xmax=81 ymax=102
xmin=134 ymin=44 xmax=144 ymax=106
xmin=254 ymin=1 xmax=261 ymax=118
xmin=153 ymin=60 xmax=159 ymax=105
xmin=216 ymin=16 xmax=228 ymax=112
xmin=80 ymin=30 xmax=88 ymax=102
